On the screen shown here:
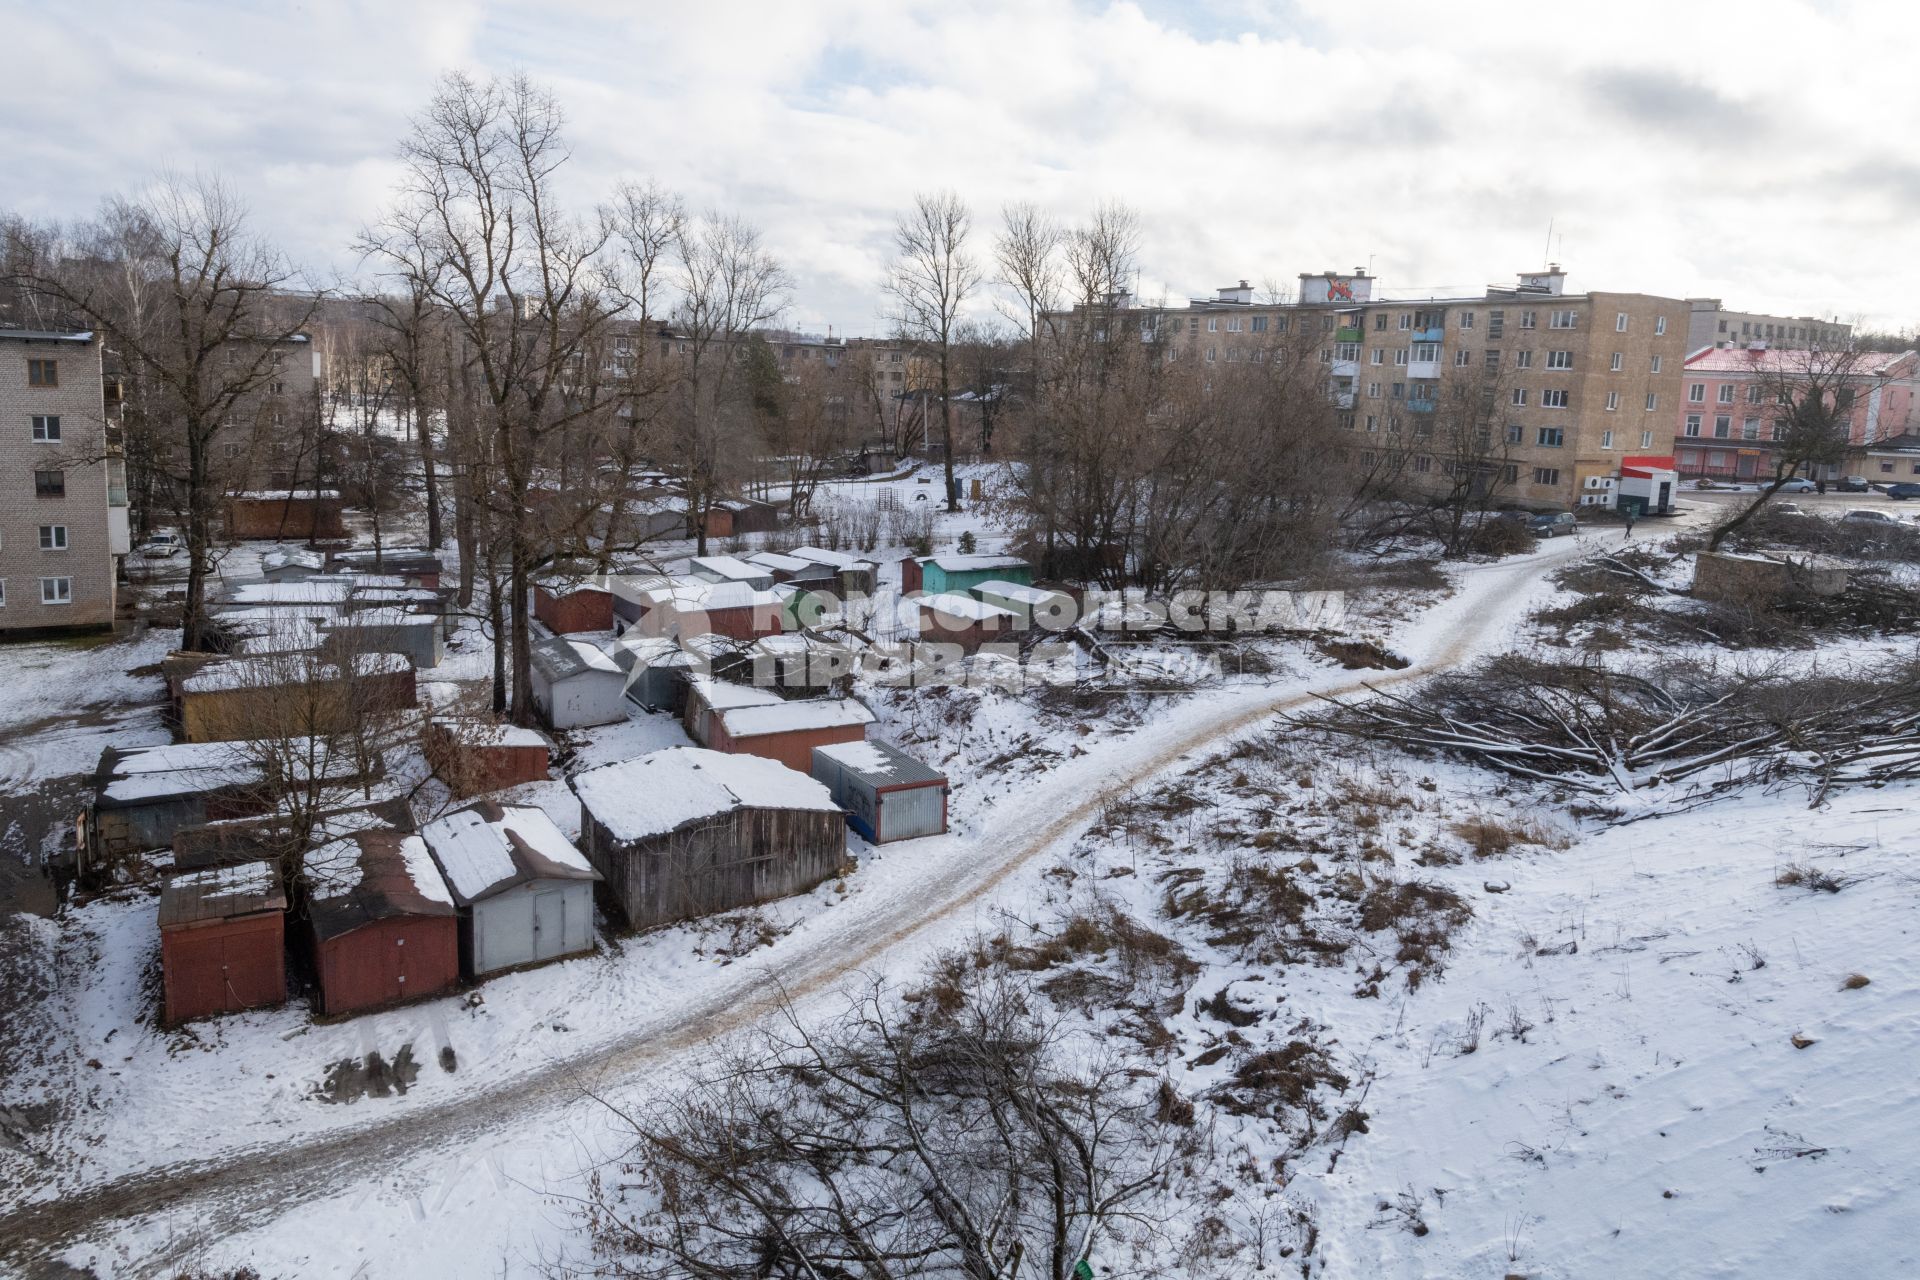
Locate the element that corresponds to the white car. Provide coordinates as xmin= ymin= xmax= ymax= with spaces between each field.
xmin=137 ymin=531 xmax=183 ymax=558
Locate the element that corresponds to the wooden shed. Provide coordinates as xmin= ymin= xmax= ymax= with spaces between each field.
xmin=425 ymin=718 xmax=553 ymax=797
xmin=692 ymin=498 xmax=780 ymax=539
xmin=303 ymin=830 xmax=460 ymax=1016
xmin=419 ymin=801 xmax=600 ymax=977
xmin=225 ymin=491 xmax=346 ymax=540
xmin=684 ymin=676 xmax=784 ymax=746
xmin=172 ymin=797 xmax=415 ymax=872
xmin=916 ymin=593 xmax=1019 ymax=652
xmin=709 ymin=697 xmax=876 ymax=773
xmin=688 ymin=555 xmax=775 ymax=591
xmin=615 ymin=577 xmax=785 ymax=642
xmin=810 ymin=739 xmax=949 ymax=845
xmin=326 ymin=548 xmax=444 ymax=589
xmin=178 ymin=652 xmax=416 ymax=743
xmin=528 ymin=636 xmax=628 ymax=729
xmin=971 ymin=579 xmax=1075 ymax=631
xmin=87 ymin=740 xmax=361 ymax=867
xmin=533 ymin=578 xmax=615 ymax=634
xmin=901 ymin=553 xmax=1032 ymax=596
xmin=575 ymin=747 xmax=848 ymax=931
xmin=785 ymin=545 xmax=878 ymax=597
xmin=158 ymin=861 xmax=288 ymax=1025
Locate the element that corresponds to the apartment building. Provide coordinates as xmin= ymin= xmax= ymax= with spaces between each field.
xmin=0 ymin=329 xmax=128 ymax=634
xmin=1673 ymin=345 xmax=1917 ymax=482
xmin=219 ymin=334 xmax=320 ymax=492
xmin=1137 ymin=266 xmax=1690 ymax=509
xmin=1685 ymin=300 xmax=1850 ymax=355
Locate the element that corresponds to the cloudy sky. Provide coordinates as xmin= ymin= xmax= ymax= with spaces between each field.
xmin=6 ymin=0 xmax=1918 ymax=335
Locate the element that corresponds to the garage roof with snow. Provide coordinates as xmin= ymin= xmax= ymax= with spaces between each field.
xmin=575 ymin=747 xmax=840 ymax=843
xmin=419 ymin=800 xmax=599 ymax=906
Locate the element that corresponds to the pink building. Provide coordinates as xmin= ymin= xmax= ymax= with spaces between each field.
xmin=1672 ymin=345 xmax=1917 ymax=481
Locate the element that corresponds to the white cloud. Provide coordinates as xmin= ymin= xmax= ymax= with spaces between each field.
xmin=2 ymin=0 xmax=1915 ymax=332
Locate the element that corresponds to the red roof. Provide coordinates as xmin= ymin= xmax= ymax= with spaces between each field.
xmin=1683 ymin=347 xmax=1915 ymax=377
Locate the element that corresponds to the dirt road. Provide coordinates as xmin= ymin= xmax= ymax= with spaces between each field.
xmin=0 ymin=535 xmax=1604 ymax=1274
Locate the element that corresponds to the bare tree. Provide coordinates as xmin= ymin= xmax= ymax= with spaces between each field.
xmin=655 ymin=211 xmax=789 ymax=555
xmin=886 ymin=191 xmax=980 ymax=511
xmin=1708 ymin=345 xmax=1896 ymax=551
xmin=366 ymin=72 xmax=618 ymax=720
xmin=6 ymin=173 xmax=318 ymax=651
xmin=995 ymin=200 xmax=1063 ymax=377
xmin=580 ymin=963 xmax=1197 ymax=1280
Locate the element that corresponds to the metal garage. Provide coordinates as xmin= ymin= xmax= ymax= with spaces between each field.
xmin=419 ymin=800 xmax=600 ymax=978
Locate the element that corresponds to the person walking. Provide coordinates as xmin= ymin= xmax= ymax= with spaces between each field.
xmin=1623 ymin=508 xmax=1636 ymax=541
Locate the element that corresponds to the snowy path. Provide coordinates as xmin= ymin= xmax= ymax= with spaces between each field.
xmin=1 ymin=533 xmax=1609 ymax=1274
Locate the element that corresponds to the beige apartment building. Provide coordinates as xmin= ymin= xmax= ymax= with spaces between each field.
xmin=1138 ymin=267 xmax=1691 ymax=510
xmin=0 ymin=329 xmax=128 ymax=634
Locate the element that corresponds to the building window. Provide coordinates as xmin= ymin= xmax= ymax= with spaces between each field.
xmin=1398 ymin=314 xmax=1412 ymax=330
xmin=1205 ymin=347 xmax=1216 ymax=362
xmin=1369 ymin=348 xmax=1384 ymax=364
xmin=1511 ymin=388 xmax=1528 ymax=405
xmin=1717 ymin=384 xmax=1735 ymax=404
xmin=1520 ymin=310 xmax=1537 ymax=330
xmin=1455 ymin=349 xmax=1471 ymax=366
xmin=0 ymin=580 xmax=5 ymax=607
xmin=1747 ymin=384 xmax=1764 ymax=405
xmin=1226 ymin=317 xmax=1241 ymax=332
xmin=38 ymin=525 xmax=67 ymax=550
xmin=1534 ymin=467 xmax=1561 ymax=486
xmin=1412 ymin=454 xmax=1432 ymax=473
xmin=1645 ymin=393 xmax=1659 ymax=411
xmin=1688 ymin=383 xmax=1706 ymax=403
xmin=1742 ymin=417 xmax=1760 ymax=440
xmin=1251 ymin=315 xmax=1267 ymax=332
xmin=1501 ymin=463 xmax=1520 ymax=484
xmin=1374 ymin=313 xmax=1387 ymax=331
xmin=1506 ymin=424 xmax=1524 ymax=444
xmin=1391 ymin=382 xmax=1405 ymax=399
xmin=1615 ymin=312 xmax=1629 ymax=332
xmin=1641 ymin=430 xmax=1654 ymax=448
xmin=1605 ymin=391 xmax=1620 ymax=411
xmin=1601 ymin=430 xmax=1615 ymax=448
xmin=1207 ymin=317 xmax=1218 ymax=332
xmin=1367 ymin=382 xmax=1381 ymax=398
xmin=1537 ymin=426 xmax=1565 ymax=447
xmin=1883 ymin=462 xmax=1897 ymax=474
xmin=1459 ymin=311 xmax=1476 ymax=329
xmin=1685 ymin=414 xmax=1702 ymax=437
xmin=1483 ymin=349 xmax=1500 ymax=370
xmin=31 ymin=415 xmax=61 ymax=442
xmin=1411 ymin=342 xmax=1439 ymax=362
xmin=1392 ymin=348 xmax=1407 ymax=366
xmin=1542 ymin=389 xmax=1569 ymax=408
xmin=34 ymin=469 xmax=64 ymax=497
xmin=1714 ymin=415 xmax=1732 ymax=438
xmin=1655 ymin=315 xmax=1668 ymax=335
xmin=28 ymin=359 xmax=59 ymax=387
xmin=1515 ymin=350 xmax=1533 ymax=369
xmin=1546 ymin=350 xmax=1573 ymax=370
xmin=1488 ymin=310 xmax=1505 ymax=338
xmin=1610 ymin=352 xmax=1623 ymax=372
xmin=1335 ymin=342 xmax=1360 ymax=361
xmin=1650 ymin=355 xmax=1663 ymax=373
xmin=40 ymin=577 xmax=72 ymax=605
xmin=1365 ymin=414 xmax=1377 ymax=431
xmin=1549 ymin=310 xmax=1577 ymax=329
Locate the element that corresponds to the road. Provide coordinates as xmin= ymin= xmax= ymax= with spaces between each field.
xmin=0 ymin=531 xmax=1612 ymax=1274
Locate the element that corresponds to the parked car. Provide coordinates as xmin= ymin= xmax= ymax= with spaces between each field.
xmin=1528 ymin=512 xmax=1578 ymax=538
xmin=1837 ymin=476 xmax=1873 ymax=493
xmin=1772 ymin=502 xmax=1804 ymax=516
xmin=1844 ymin=509 xmax=1898 ymax=525
xmin=137 ymin=530 xmax=183 ymax=559
xmin=1775 ymin=478 xmax=1817 ymax=494
xmin=1887 ymin=482 xmax=1920 ymax=500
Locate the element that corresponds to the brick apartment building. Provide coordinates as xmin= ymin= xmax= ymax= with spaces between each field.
xmin=0 ymin=329 xmax=128 ymax=634
xmin=1103 ymin=266 xmax=1691 ymax=510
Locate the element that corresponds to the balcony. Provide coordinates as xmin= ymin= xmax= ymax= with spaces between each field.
xmin=1408 ymin=396 xmax=1437 ymax=414
xmin=1334 ymin=327 xmax=1363 ymax=344
xmin=1330 ymin=358 xmax=1358 ymax=377
xmin=1334 ymin=392 xmax=1356 ymax=409
xmin=1408 ymin=359 xmax=1441 ymax=379
xmin=108 ymin=506 xmax=131 ymax=555
xmin=1412 ymin=326 xmax=1444 ymax=343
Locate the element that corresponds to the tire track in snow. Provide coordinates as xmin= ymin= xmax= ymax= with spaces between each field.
xmin=0 ymin=537 xmax=1604 ymax=1271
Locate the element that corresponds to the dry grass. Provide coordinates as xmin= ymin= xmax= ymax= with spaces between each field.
xmin=1450 ymin=813 xmax=1572 ymax=858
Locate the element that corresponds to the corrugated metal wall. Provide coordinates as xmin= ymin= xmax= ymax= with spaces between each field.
xmin=162 ymin=913 xmax=285 ymax=1025
xmin=313 ymin=916 xmax=459 ymax=1015
xmin=469 ymin=880 xmax=595 ymax=976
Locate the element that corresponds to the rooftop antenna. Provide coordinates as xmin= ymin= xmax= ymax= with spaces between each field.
xmin=1543 ymin=218 xmax=1555 ymax=269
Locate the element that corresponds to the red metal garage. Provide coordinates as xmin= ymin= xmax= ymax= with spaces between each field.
xmin=304 ymin=830 xmax=460 ymax=1016
xmin=159 ymin=861 xmax=288 ymax=1026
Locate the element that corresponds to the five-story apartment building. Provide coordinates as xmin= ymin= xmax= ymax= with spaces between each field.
xmin=1 ymin=329 xmax=127 ymax=634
